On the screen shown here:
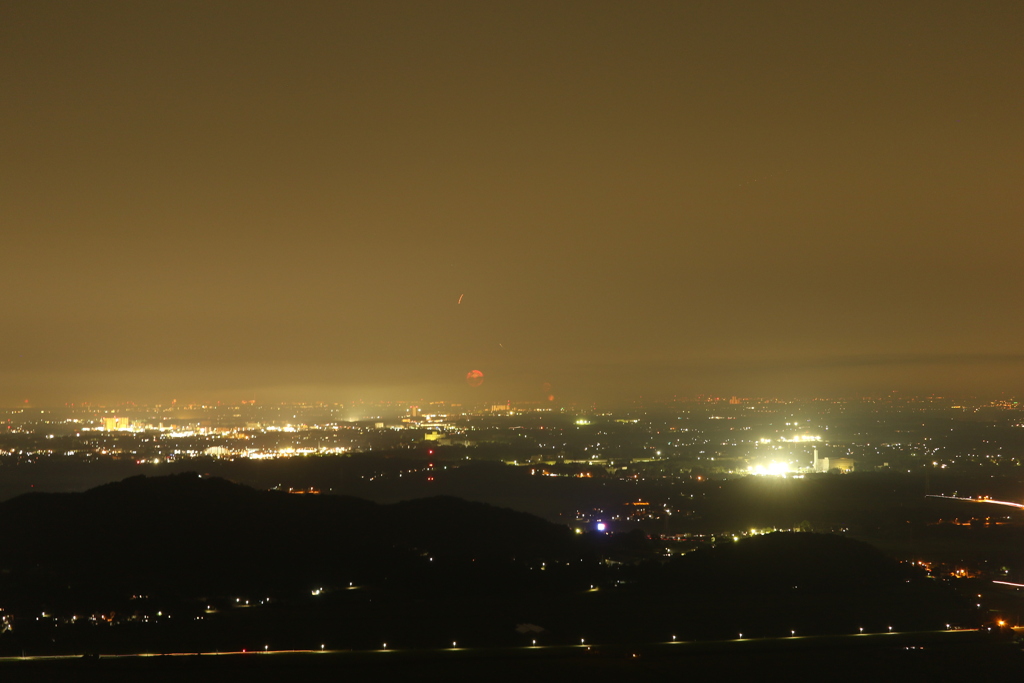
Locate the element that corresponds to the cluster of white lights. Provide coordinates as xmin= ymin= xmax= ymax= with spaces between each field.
xmin=747 ymin=462 xmax=792 ymax=476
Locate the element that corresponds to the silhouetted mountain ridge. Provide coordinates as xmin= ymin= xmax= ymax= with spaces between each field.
xmin=669 ymin=531 xmax=908 ymax=591
xmin=0 ymin=473 xmax=972 ymax=652
xmin=0 ymin=473 xmax=578 ymax=608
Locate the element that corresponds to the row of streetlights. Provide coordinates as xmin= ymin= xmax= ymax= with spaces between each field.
xmin=255 ymin=623 xmax=971 ymax=654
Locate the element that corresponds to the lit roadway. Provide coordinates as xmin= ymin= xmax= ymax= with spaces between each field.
xmin=926 ymin=495 xmax=1024 ymax=510
xmin=0 ymin=627 xmax=989 ymax=664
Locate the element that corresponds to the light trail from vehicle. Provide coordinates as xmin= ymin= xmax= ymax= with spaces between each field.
xmin=926 ymin=495 xmax=1024 ymax=510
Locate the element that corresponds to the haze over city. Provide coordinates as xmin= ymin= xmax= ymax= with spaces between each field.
xmin=6 ymin=5 xmax=1024 ymax=677
xmin=3 ymin=1 xmax=1022 ymax=407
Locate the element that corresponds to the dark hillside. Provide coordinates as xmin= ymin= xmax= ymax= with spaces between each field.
xmin=0 ymin=473 xmax=579 ymax=609
xmin=0 ymin=475 xmax=973 ymax=654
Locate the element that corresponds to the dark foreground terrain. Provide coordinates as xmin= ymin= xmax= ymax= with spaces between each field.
xmin=0 ymin=474 xmax=976 ymax=658
xmin=2 ymin=631 xmax=1023 ymax=683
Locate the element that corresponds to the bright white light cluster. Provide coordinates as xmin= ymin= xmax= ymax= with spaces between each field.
xmin=747 ymin=462 xmax=792 ymax=476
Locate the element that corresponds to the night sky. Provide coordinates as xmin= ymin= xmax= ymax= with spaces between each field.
xmin=2 ymin=1 xmax=1021 ymax=405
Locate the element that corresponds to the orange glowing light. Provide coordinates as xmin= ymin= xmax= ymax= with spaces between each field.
xmin=466 ymin=370 xmax=484 ymax=387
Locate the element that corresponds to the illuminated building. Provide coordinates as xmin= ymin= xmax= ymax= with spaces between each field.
xmin=813 ymin=448 xmax=828 ymax=473
xmin=102 ymin=416 xmax=131 ymax=431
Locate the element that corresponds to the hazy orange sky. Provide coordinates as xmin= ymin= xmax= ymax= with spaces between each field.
xmin=2 ymin=1 xmax=1022 ymax=405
